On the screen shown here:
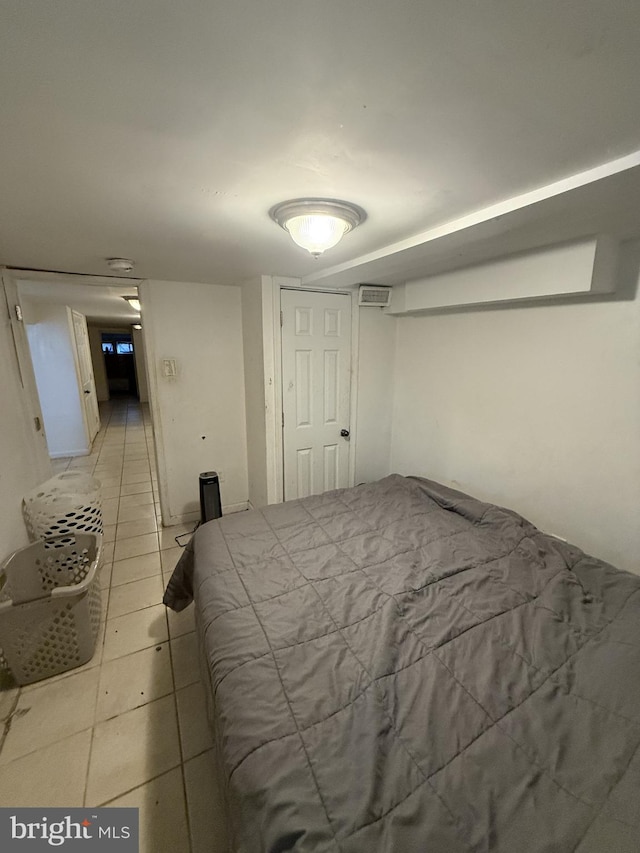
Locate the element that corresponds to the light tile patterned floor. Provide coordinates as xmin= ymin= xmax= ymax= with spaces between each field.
xmin=0 ymin=399 xmax=222 ymax=853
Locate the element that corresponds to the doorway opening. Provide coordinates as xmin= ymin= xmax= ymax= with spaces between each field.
xmin=101 ymin=331 xmax=138 ymax=397
xmin=7 ymin=272 xmax=148 ymax=462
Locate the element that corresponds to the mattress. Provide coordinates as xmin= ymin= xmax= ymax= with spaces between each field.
xmin=164 ymin=475 xmax=640 ymax=852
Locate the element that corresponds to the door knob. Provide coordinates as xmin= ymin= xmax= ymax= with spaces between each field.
xmin=84 ymin=390 xmax=91 ymax=394
xmin=340 ymin=429 xmax=350 ymax=439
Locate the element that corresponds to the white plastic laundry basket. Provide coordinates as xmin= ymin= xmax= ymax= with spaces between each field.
xmin=23 ymin=471 xmax=103 ymax=541
xmin=0 ymin=533 xmax=103 ymax=685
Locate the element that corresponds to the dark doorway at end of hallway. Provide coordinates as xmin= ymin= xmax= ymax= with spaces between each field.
xmin=101 ymin=333 xmax=138 ymax=397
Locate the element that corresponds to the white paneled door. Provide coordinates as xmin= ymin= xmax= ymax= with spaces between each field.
xmin=2 ymin=272 xmax=51 ymax=475
xmin=71 ymin=309 xmax=100 ymax=445
xmin=281 ymin=289 xmax=351 ymax=501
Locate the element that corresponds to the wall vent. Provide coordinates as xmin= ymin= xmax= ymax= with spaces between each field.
xmin=358 ymin=285 xmax=392 ymax=307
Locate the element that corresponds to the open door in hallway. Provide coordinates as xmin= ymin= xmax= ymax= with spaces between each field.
xmin=71 ymin=309 xmax=100 ymax=444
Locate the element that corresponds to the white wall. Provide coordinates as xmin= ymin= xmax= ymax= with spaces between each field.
xmin=389 ymin=237 xmax=618 ymax=314
xmin=0 ymin=287 xmax=52 ymax=558
xmin=354 ymin=307 xmax=396 ymax=484
xmin=23 ymin=302 xmax=89 ymax=457
xmin=390 ymin=244 xmax=640 ymax=574
xmin=240 ymin=275 xmax=296 ymax=508
xmin=141 ymin=279 xmax=248 ymax=524
xmin=132 ymin=327 xmax=149 ymax=403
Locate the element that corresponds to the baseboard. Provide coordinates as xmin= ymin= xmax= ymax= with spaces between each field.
xmin=162 ymin=501 xmax=249 ymax=528
xmin=164 ymin=510 xmax=199 ymax=527
xmin=223 ymin=501 xmax=250 ymax=515
xmin=50 ymin=448 xmax=90 ymax=459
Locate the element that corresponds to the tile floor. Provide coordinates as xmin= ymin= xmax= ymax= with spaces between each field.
xmin=0 ymin=398 xmax=223 ymax=853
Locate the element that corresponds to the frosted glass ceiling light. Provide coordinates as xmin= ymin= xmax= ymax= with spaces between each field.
xmin=123 ymin=296 xmax=141 ymax=312
xmin=270 ymin=199 xmax=366 ymax=257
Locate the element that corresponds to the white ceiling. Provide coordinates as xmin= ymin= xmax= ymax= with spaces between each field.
xmin=2 ymin=1 xmax=640 ymax=287
xmin=17 ymin=279 xmax=141 ymax=325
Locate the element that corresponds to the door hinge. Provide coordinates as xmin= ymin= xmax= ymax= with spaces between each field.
xmin=34 ymin=416 xmax=42 ymax=432
xmin=282 ymin=411 xmax=284 ymax=428
xmin=280 ymin=310 xmax=283 ymax=327
xmin=14 ymin=304 xmax=23 ymax=322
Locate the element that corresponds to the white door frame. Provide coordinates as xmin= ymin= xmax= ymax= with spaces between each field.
xmin=265 ymin=278 xmax=360 ymax=504
xmin=1 ymin=269 xmax=52 ymax=479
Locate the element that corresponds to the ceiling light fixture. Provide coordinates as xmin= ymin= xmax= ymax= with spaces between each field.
xmin=123 ymin=296 xmax=141 ymax=312
xmin=269 ymin=198 xmax=366 ymax=257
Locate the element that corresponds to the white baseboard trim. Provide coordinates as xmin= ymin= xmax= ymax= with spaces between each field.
xmin=50 ymin=448 xmax=90 ymax=459
xmin=162 ymin=501 xmax=249 ymax=528
xmin=164 ymin=511 xmax=199 ymax=527
xmin=223 ymin=501 xmax=250 ymax=515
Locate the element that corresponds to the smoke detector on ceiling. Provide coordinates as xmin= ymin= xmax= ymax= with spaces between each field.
xmin=106 ymin=257 xmax=135 ymax=274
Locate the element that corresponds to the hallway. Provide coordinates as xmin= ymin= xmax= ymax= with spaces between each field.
xmin=0 ymin=398 xmax=223 ymax=852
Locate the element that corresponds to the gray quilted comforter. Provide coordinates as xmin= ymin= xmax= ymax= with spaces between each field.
xmin=164 ymin=475 xmax=640 ymax=852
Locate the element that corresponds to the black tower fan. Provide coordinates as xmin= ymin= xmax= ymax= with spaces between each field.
xmin=199 ymin=471 xmax=223 ymax=523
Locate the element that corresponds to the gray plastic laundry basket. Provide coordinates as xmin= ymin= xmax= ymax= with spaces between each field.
xmin=23 ymin=472 xmax=103 ymax=542
xmin=0 ymin=533 xmax=103 ymax=685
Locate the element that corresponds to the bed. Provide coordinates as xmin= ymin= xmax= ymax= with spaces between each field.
xmin=164 ymin=474 xmax=640 ymax=852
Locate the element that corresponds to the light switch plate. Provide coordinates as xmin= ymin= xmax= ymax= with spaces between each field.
xmin=162 ymin=358 xmax=177 ymax=377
